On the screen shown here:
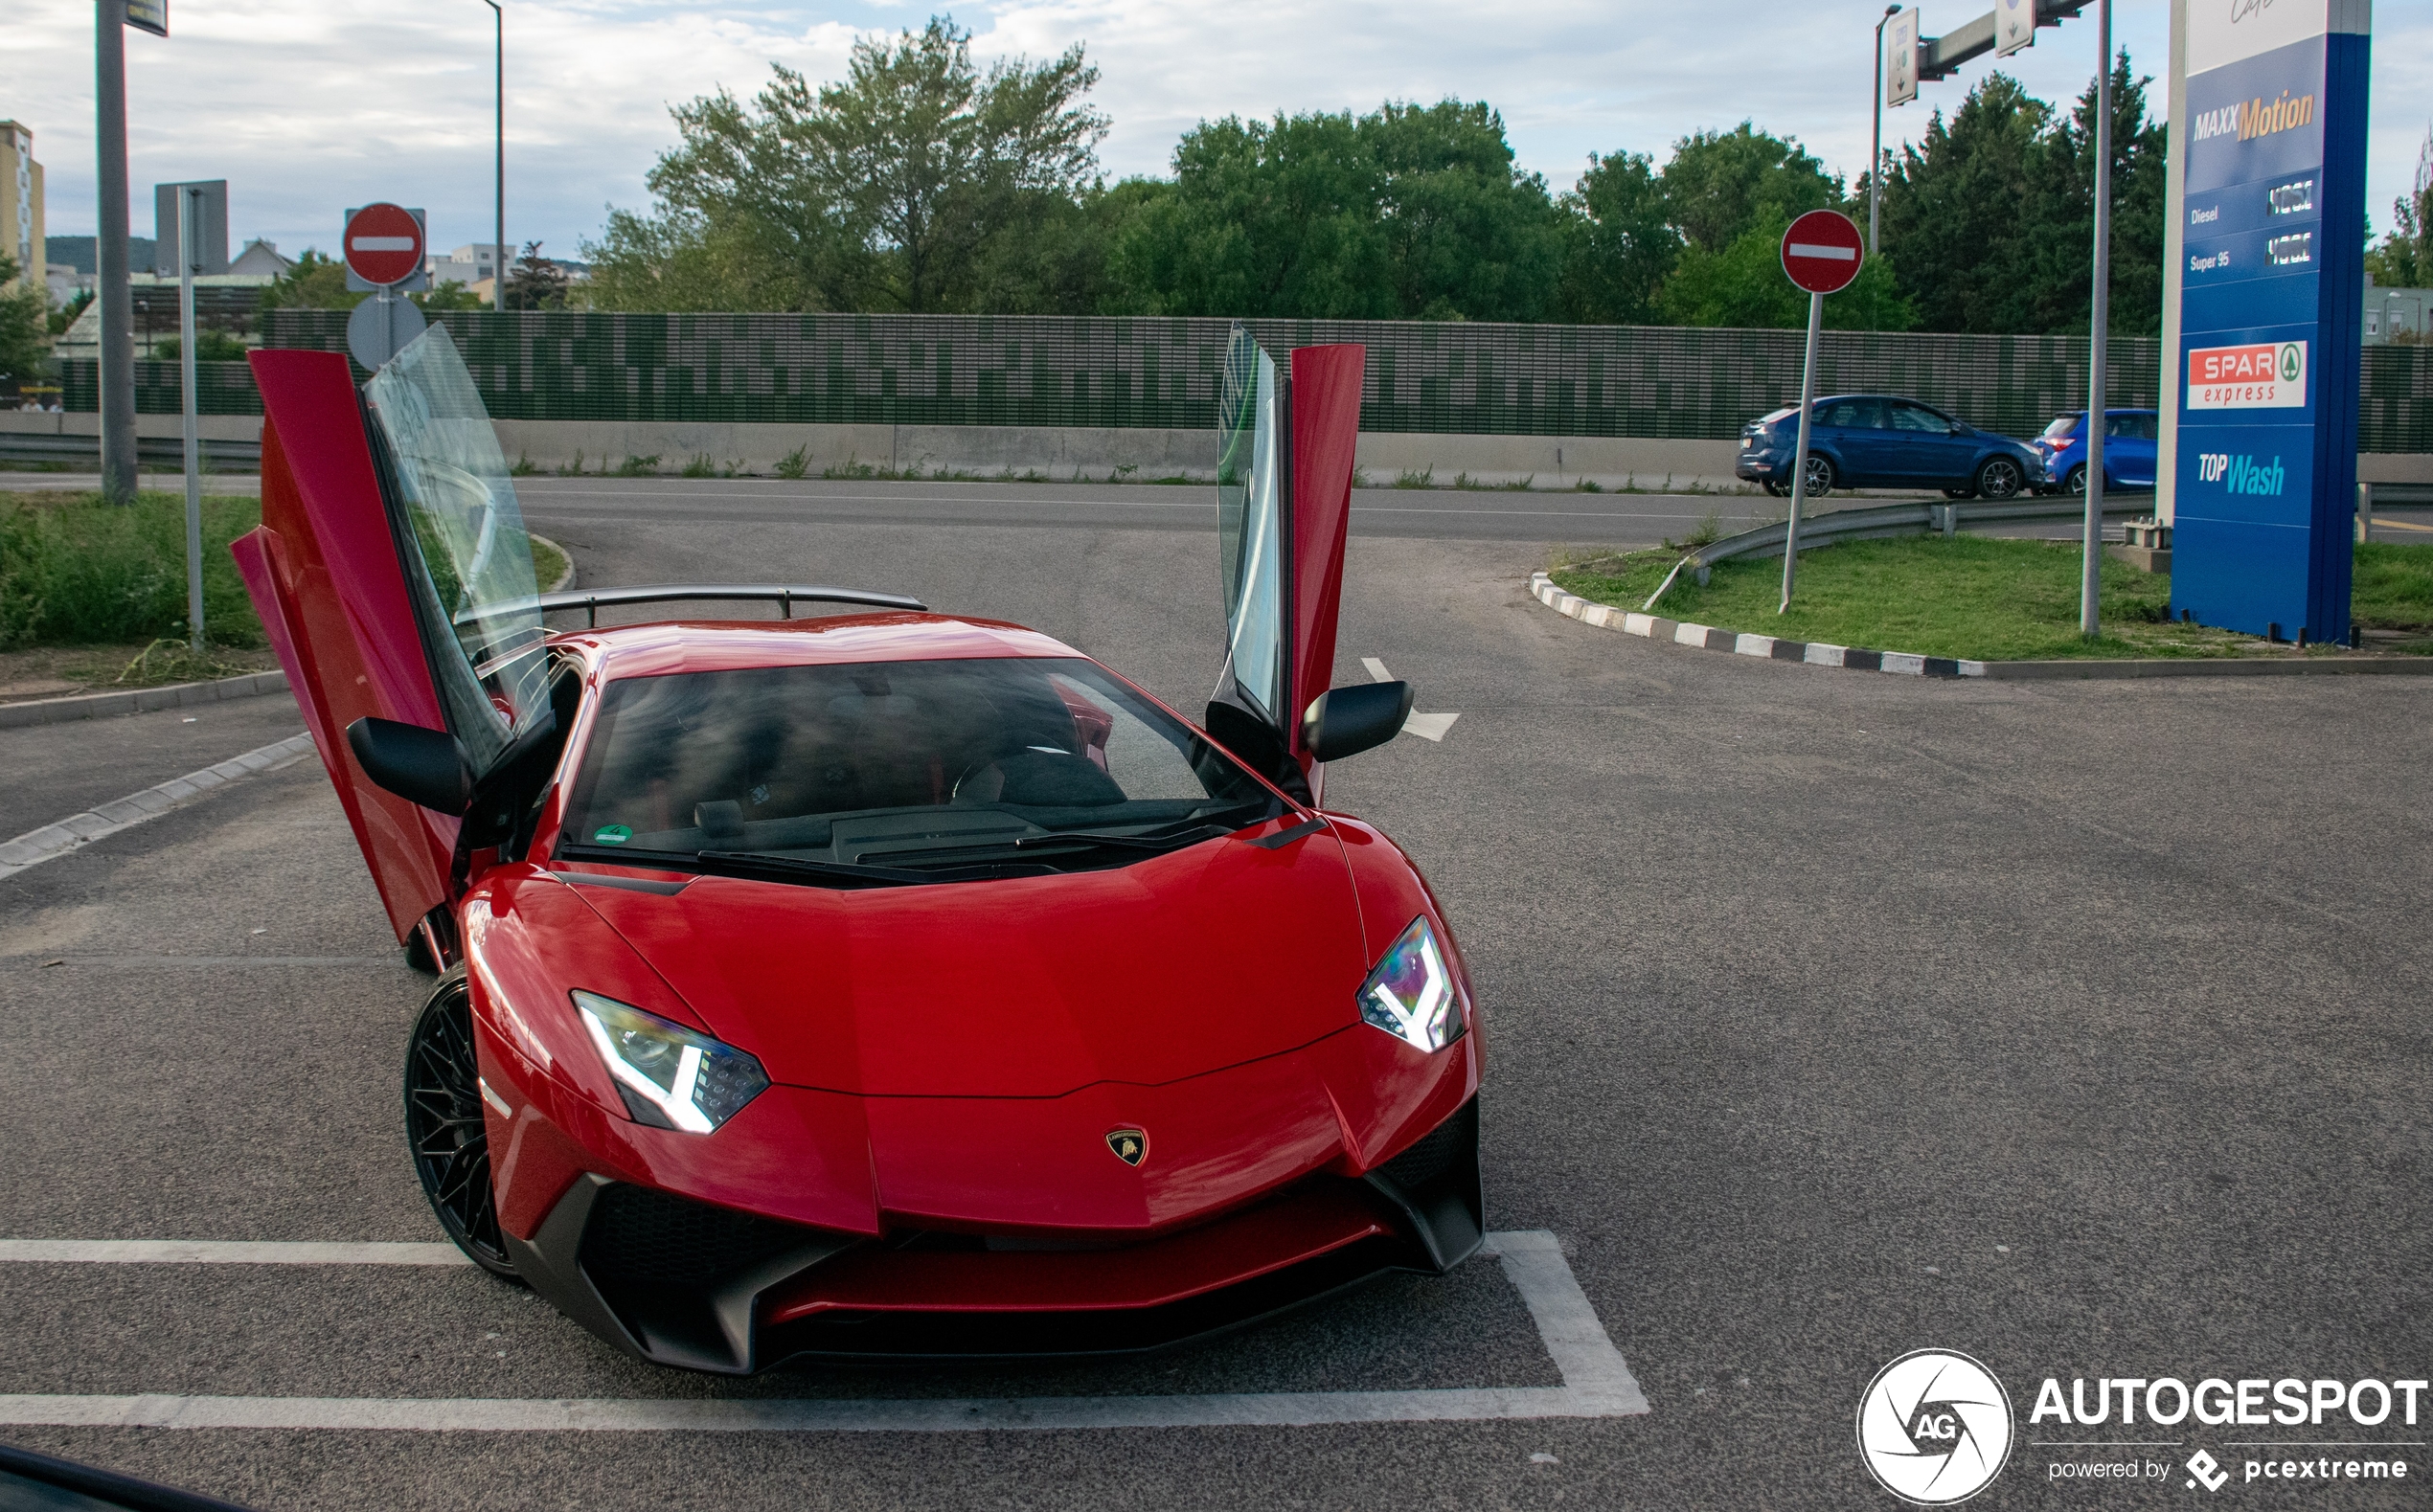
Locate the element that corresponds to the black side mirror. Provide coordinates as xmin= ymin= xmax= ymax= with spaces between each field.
xmin=1302 ymin=682 xmax=1416 ymax=764
xmin=346 ymin=716 xmax=473 ymax=815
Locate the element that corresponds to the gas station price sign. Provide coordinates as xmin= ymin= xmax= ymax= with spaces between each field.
xmin=2169 ymin=1 xmax=2370 ymax=642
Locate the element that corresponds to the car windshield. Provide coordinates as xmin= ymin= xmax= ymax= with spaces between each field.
xmin=557 ymin=656 xmax=1281 ymax=885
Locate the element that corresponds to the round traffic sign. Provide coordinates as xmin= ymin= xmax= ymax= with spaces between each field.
xmin=344 ymin=203 xmax=424 ymax=287
xmin=1781 ymin=209 xmax=1864 ymax=296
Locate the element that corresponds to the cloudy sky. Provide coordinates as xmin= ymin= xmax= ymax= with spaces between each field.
xmin=9 ymin=0 xmax=2428 ymax=269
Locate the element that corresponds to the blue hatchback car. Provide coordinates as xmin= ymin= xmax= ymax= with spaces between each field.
xmin=2032 ymin=409 xmax=2159 ymax=494
xmin=1735 ymin=394 xmax=2044 ymax=500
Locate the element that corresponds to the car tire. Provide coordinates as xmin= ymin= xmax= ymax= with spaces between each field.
xmin=2060 ymin=464 xmax=2088 ymax=496
xmin=1801 ymin=454 xmax=1835 ymax=499
xmin=1942 ymin=487 xmax=1976 ymax=501
xmin=1762 ymin=479 xmax=1787 ymax=498
xmin=1975 ymin=456 xmax=2026 ymax=502
xmin=406 ymin=965 xmax=520 ymax=1278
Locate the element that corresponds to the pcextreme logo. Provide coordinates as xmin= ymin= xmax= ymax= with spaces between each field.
xmin=1856 ymin=1350 xmax=2016 ymax=1505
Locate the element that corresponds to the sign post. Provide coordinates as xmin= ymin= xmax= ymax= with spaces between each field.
xmin=341 ymin=203 xmax=429 ymax=371
xmin=2079 ymin=0 xmax=2111 ymax=639
xmin=1778 ymin=210 xmax=1866 ymax=612
xmin=2166 ymin=0 xmax=2373 ymax=643
xmin=177 ymin=186 xmax=204 ymax=649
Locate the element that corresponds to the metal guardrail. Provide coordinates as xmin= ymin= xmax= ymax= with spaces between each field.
xmin=0 ymin=433 xmax=263 ymax=470
xmin=1644 ymin=493 xmax=2160 ymax=611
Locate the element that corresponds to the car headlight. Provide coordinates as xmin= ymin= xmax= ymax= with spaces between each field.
xmin=1357 ymin=916 xmax=1467 ymax=1052
xmin=573 ymin=990 xmax=769 ymax=1133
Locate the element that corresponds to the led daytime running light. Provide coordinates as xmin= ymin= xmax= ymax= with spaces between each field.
xmin=573 ymin=990 xmax=768 ymax=1134
xmin=1358 ymin=916 xmax=1466 ymax=1053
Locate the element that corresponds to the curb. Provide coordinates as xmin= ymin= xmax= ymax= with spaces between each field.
xmin=1529 ymin=573 xmax=1979 ymax=678
xmin=0 ymin=732 xmax=317 ymax=879
xmin=0 ymin=533 xmax=575 ymax=733
xmin=532 ymin=531 xmax=577 ymax=594
xmin=0 ymin=669 xmax=293 ymax=730
xmin=1527 ymin=573 xmax=2433 ymax=682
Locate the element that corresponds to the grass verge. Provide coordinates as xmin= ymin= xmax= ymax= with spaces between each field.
xmin=2 ymin=491 xmax=576 ymax=693
xmin=1548 ymin=534 xmax=2433 ymax=662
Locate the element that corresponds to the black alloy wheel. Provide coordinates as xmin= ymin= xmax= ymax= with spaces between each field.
xmin=1801 ymin=454 xmax=1835 ymax=498
xmin=406 ymin=966 xmax=519 ymax=1277
xmin=1975 ymin=456 xmax=2026 ymax=502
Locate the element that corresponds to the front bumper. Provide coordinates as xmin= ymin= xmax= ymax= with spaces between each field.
xmin=502 ymin=1097 xmax=1485 ymax=1372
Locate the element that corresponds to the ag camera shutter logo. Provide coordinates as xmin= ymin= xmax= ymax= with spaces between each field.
xmin=1857 ymin=1349 xmax=2016 ymax=1503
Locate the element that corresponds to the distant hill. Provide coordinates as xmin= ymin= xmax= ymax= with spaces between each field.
xmin=46 ymin=236 xmax=157 ymax=274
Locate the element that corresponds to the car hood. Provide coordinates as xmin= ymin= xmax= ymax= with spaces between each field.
xmin=559 ymin=826 xmax=1373 ymax=1098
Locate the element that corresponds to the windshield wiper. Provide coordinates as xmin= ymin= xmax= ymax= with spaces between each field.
xmin=1010 ymin=824 xmax=1227 ymax=852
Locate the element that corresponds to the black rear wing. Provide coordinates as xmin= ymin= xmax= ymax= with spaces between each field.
xmin=534 ymin=584 xmax=928 ymax=626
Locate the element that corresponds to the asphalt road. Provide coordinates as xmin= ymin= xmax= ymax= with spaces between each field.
xmin=511 ymin=474 xmax=1780 ymax=546
xmin=1 ymin=481 xmax=2429 ymax=1509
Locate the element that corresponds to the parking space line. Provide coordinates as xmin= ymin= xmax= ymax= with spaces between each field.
xmin=0 ymin=1230 xmax=1648 ymax=1432
xmin=0 ymin=733 xmax=316 ymax=880
xmin=0 ymin=1241 xmax=470 ymax=1265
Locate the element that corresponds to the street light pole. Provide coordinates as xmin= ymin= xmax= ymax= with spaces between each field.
xmin=94 ymin=0 xmax=138 ymax=504
xmin=2080 ymin=0 xmax=2112 ymax=638
xmin=485 ymin=0 xmax=504 ymax=312
xmin=1871 ymin=4 xmax=1899 ymax=255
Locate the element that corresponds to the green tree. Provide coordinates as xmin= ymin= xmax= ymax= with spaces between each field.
xmin=504 ymin=241 xmax=570 ymax=310
xmin=0 ymin=254 xmax=48 ymax=390
xmin=49 ymin=288 xmax=94 ymax=337
xmin=1656 ymin=210 xmax=1915 ymax=330
xmin=151 ymin=330 xmax=249 ymax=361
xmin=1873 ymin=75 xmax=2050 ymax=332
xmin=257 ymin=248 xmax=366 ymax=311
xmin=1114 ymin=99 xmax=1560 ymax=320
xmin=2027 ymin=52 xmax=2169 ymax=337
xmin=1875 ymin=54 xmax=2164 ymax=335
xmin=1659 ymin=123 xmax=1839 ymax=254
xmin=589 ymin=15 xmax=1107 ymax=314
xmin=1114 ymin=109 xmax=1390 ymax=318
xmin=1362 ymin=100 xmax=1562 ymax=321
xmin=1558 ymin=149 xmax=1680 ymax=325
xmin=2364 ymin=126 xmax=2429 ymax=288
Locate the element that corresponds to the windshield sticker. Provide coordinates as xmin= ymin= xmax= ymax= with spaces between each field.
xmin=593 ymin=824 xmax=633 ymax=846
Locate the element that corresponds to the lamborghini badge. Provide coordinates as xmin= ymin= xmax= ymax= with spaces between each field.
xmin=1105 ymin=1128 xmax=1147 ymax=1166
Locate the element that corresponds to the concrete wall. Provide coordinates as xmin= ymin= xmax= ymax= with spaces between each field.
xmin=5 ymin=407 xmax=2421 ymax=491
xmin=1 ymin=409 xmax=263 ymax=442
xmin=479 ymin=420 xmax=1756 ymax=493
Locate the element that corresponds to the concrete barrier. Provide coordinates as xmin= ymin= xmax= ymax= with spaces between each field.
xmin=5 ymin=409 xmax=2419 ymax=495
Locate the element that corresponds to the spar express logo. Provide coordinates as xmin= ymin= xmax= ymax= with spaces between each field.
xmin=1857 ymin=1350 xmax=2016 ymax=1504
xmin=2189 ymin=341 xmax=2307 ymax=410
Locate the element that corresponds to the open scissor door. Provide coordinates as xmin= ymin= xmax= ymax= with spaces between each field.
xmin=231 ymin=328 xmax=551 ymax=945
xmin=1207 ymin=327 xmax=1369 ymax=802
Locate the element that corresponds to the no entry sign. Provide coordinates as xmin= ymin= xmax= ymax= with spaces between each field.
xmin=343 ymin=203 xmax=425 ymax=288
xmin=1781 ymin=210 xmax=1864 ymax=296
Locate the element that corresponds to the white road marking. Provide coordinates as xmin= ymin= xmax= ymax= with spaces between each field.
xmin=0 ymin=733 xmax=315 ymax=880
xmin=1361 ymin=660 xmax=1460 ymax=743
xmin=0 ymin=1230 xmax=1648 ymax=1432
xmin=0 ymin=1240 xmax=470 ymax=1266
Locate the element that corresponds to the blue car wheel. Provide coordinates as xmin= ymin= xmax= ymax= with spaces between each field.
xmin=1975 ymin=456 xmax=2026 ymax=501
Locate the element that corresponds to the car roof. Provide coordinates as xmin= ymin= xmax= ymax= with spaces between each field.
xmin=549 ymin=612 xmax=1085 ymax=684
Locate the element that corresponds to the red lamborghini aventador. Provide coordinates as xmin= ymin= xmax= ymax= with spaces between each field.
xmin=233 ymin=325 xmax=1484 ymax=1373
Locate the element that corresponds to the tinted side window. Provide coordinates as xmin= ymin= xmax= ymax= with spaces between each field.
xmin=1889 ymin=403 xmax=1945 ymax=433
